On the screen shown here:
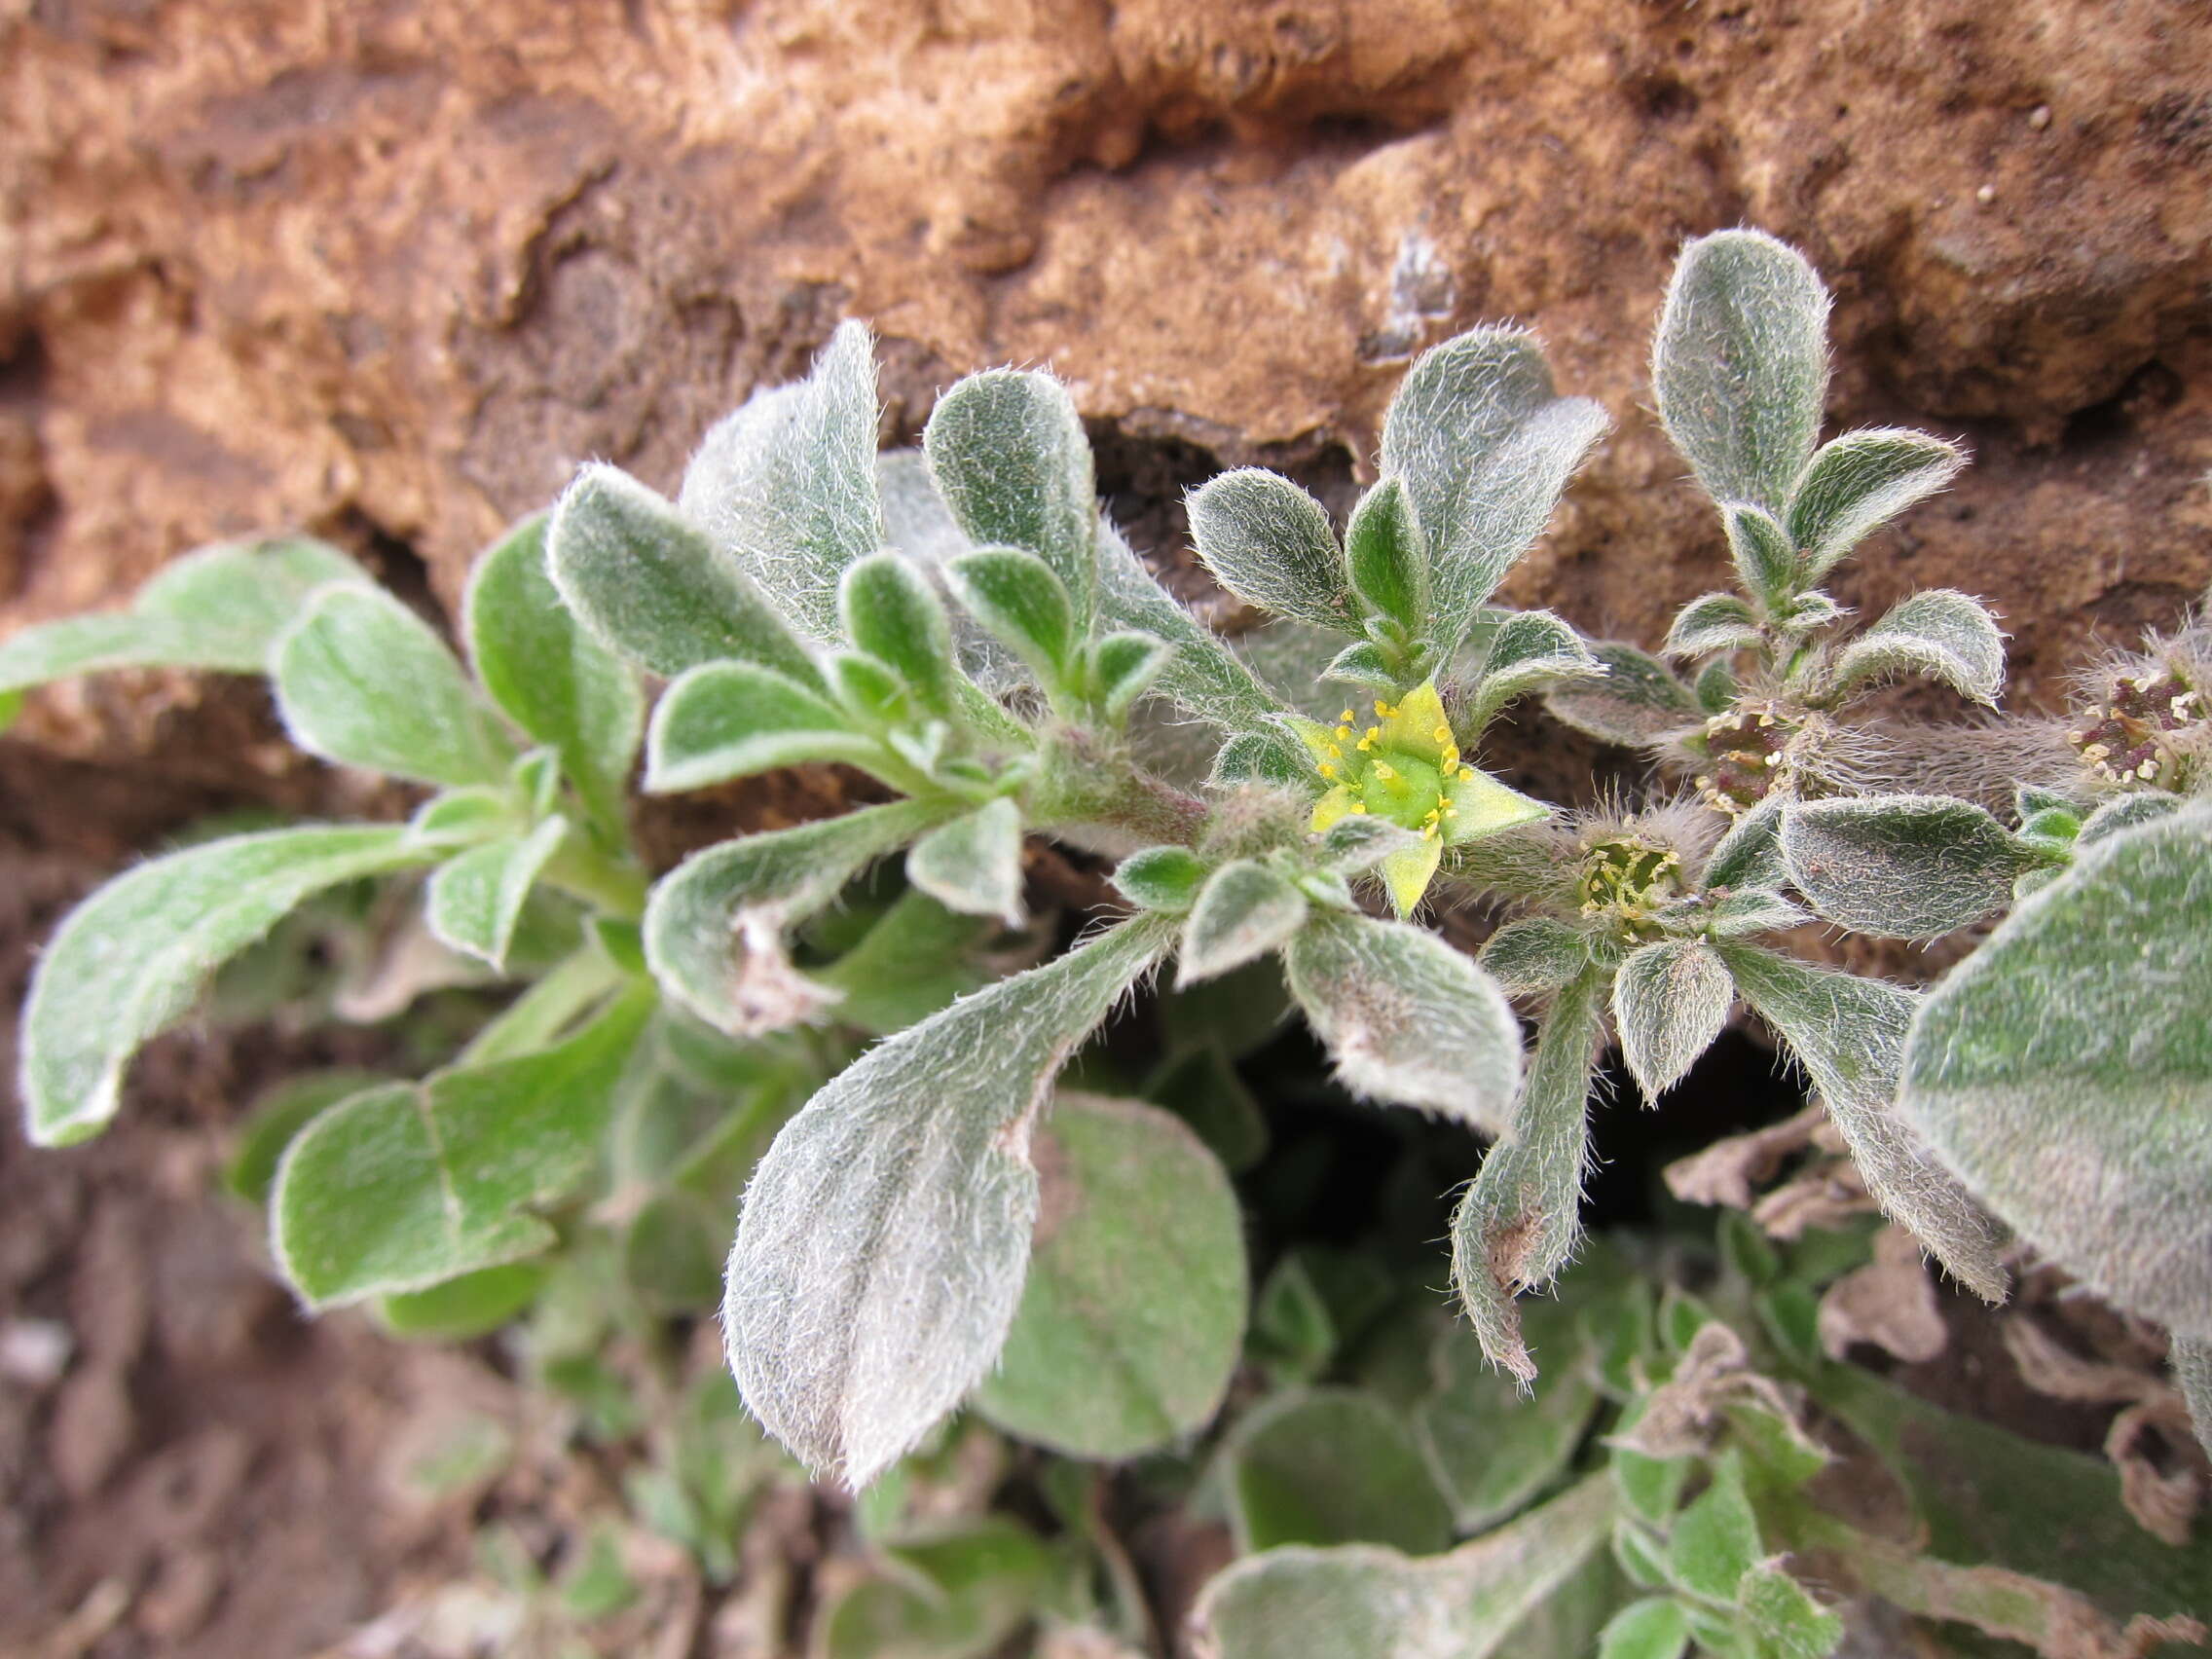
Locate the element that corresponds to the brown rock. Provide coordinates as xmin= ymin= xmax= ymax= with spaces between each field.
xmin=1 ymin=0 xmax=2207 ymax=803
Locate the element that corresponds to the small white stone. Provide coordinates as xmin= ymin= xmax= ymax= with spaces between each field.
xmin=0 ymin=1318 xmax=73 ymax=1387
xmin=2029 ymin=104 xmax=2052 ymax=130
xmin=1975 ymin=184 xmax=1997 ymax=205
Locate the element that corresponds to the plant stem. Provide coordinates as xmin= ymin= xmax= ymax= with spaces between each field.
xmin=543 ymin=832 xmax=649 ymax=921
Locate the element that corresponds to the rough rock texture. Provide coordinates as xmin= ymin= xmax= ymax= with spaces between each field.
xmin=2 ymin=0 xmax=2209 ymax=799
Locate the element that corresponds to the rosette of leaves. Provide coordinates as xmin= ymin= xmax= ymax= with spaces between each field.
xmin=1548 ymin=230 xmax=2003 ymax=815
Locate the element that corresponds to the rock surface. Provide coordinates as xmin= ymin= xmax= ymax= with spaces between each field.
xmin=2 ymin=0 xmax=2208 ymax=796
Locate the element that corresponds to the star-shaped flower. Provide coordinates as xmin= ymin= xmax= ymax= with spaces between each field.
xmin=1289 ymin=682 xmax=1548 ymax=915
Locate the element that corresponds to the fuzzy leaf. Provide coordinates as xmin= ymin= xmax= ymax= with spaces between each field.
xmin=1345 ymin=477 xmax=1431 ymax=631
xmin=227 ymin=1070 xmax=390 ymax=1206
xmin=1095 ymin=522 xmax=1289 ymax=739
xmin=547 ymin=463 xmax=822 ymax=683
xmin=1665 ymin=591 xmax=1762 ymax=659
xmin=466 ymin=514 xmax=643 ymax=835
xmin=1706 ymin=888 xmax=1809 ymax=938
xmin=722 ymin=917 xmax=1169 ymax=1487
xmin=1187 ymin=468 xmax=1349 ymax=629
xmin=946 ymin=547 xmax=1077 ymax=686
xmin=1739 ymin=1567 xmax=1846 ymax=1659
xmin=816 ymin=1518 xmax=1052 ymax=1659
xmin=973 ymin=1093 xmax=1245 ymax=1457
xmin=1112 ymin=845 xmax=1209 ymax=914
xmin=925 ymin=369 xmax=1097 ymax=629
xmin=679 ymin=321 xmax=885 ymax=643
xmin=2078 ymin=791 xmax=2184 ymax=846
xmin=643 ymin=799 xmax=954 ymax=1035
xmin=645 ymin=661 xmax=889 ymax=793
xmin=906 ymin=797 xmax=1025 ymax=927
xmin=1724 ymin=502 xmax=1800 ymax=607
xmin=1788 ymin=427 xmax=1966 ymax=580
xmin=1782 ymin=794 xmax=2036 ymax=938
xmin=273 ymin=988 xmax=651 ymax=1305
xmin=1463 ymin=609 xmax=1600 ymax=728
xmin=21 ymin=827 xmax=430 ymax=1146
xmin=1900 ymin=802 xmax=2212 ymax=1337
xmin=1546 ymin=641 xmax=1700 ymax=745
xmin=1286 ymin=909 xmax=1524 ymax=1134
xmin=1705 ymin=794 xmax=1788 ymax=890
xmin=1479 ymin=917 xmax=1591 ymax=997
xmin=1451 ymin=968 xmax=1604 ymax=1380
xmin=2176 ymin=1339 xmax=2212 ymax=1462
xmin=424 ymin=817 xmax=570 ymax=972
xmin=837 ymin=551 xmax=960 ymax=719
xmin=274 ymin=584 xmax=515 ymax=787
xmin=1668 ymin=1450 xmax=1759 ymax=1600
xmin=1227 ymin=1389 xmax=1455 ymax=1555
xmin=1416 ymin=1306 xmax=1603 ymax=1532
xmin=0 ymin=535 xmax=364 ymax=691
xmin=1614 ymin=939 xmax=1735 ymax=1098
xmin=1653 ymin=231 xmax=1830 ymax=516
xmin=1599 ymin=1599 xmax=1691 ymax=1659
xmin=1322 ymin=640 xmax=1400 ymax=689
xmin=1178 ymin=860 xmax=1309 ymax=987
xmin=1720 ymin=944 xmax=2008 ymax=1302
xmin=1830 ymin=588 xmax=2006 ymax=706
xmin=1379 ymin=328 xmax=1609 ymax=654
xmin=1092 ymin=629 xmax=1173 ymax=718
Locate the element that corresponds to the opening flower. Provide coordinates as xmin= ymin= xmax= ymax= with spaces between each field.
xmin=1289 ymin=682 xmax=1548 ymax=915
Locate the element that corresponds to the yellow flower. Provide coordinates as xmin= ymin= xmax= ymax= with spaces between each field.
xmin=1289 ymin=682 xmax=1548 ymax=915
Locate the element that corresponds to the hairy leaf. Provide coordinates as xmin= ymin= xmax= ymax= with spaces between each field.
xmin=906 ymin=796 xmax=1025 ymax=927
xmin=1664 ymin=591 xmax=1762 ymax=659
xmin=1379 ymin=328 xmax=1609 ymax=654
xmin=1723 ymin=502 xmax=1799 ymax=607
xmin=1188 ymin=468 xmax=1350 ymax=630
xmin=1286 ymin=908 xmax=1524 ymax=1134
xmin=816 ymin=1517 xmax=1052 ymax=1659
xmin=645 ymin=661 xmax=890 ymax=793
xmin=1598 ymin=1599 xmax=1690 ymax=1659
xmin=1788 ymin=427 xmax=1966 ymax=580
xmin=274 ymin=585 xmax=516 ymax=787
xmin=1669 ymin=1449 xmax=1759 ymax=1600
xmin=1782 ymin=794 xmax=2036 ymax=938
xmin=1704 ymin=793 xmax=1788 ymax=890
xmin=838 ymin=550 xmax=961 ymax=720
xmin=974 ymin=1094 xmax=1245 ymax=1457
xmin=1095 ymin=522 xmax=1289 ymax=742
xmin=1179 ymin=860 xmax=1309 ymax=987
xmin=1344 ymin=477 xmax=1431 ymax=631
xmin=946 ymin=547 xmax=1077 ymax=687
xmin=1478 ymin=916 xmax=1590 ymax=997
xmin=1462 ymin=609 xmax=1600 ymax=728
xmin=1111 ymin=845 xmax=1208 ymax=913
xmin=925 ymin=369 xmax=1097 ymax=629
xmin=1829 ymin=588 xmax=2006 ymax=706
xmin=723 ymin=917 xmax=1169 ymax=1486
xmin=424 ymin=817 xmax=570 ymax=972
xmin=2078 ymin=791 xmax=2184 ymax=846
xmin=21 ymin=827 xmax=430 ymax=1145
xmin=1227 ymin=1388 xmax=1455 ymax=1555
xmin=1652 ymin=230 xmax=1830 ymax=516
xmin=1614 ymin=939 xmax=1735 ymax=1098
xmin=1091 ymin=628 xmax=1174 ymax=719
xmin=1739 ymin=1567 xmax=1845 ymax=1659
xmin=1416 ymin=1305 xmax=1602 ymax=1533
xmin=2175 ymin=1339 xmax=2212 ymax=1462
xmin=1546 ymin=641 xmax=1700 ymax=746
xmin=1900 ymin=802 xmax=2212 ymax=1337
xmin=226 ymin=1069 xmax=390 ymax=1207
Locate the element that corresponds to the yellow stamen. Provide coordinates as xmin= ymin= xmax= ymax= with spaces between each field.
xmin=1372 ymin=762 xmax=1396 ymax=780
xmin=1356 ymin=736 xmax=1374 ymax=752
xmin=1350 ymin=802 xmax=1368 ymax=813
xmin=1318 ymin=763 xmax=1337 ymax=778
xmin=1335 ymin=725 xmax=1354 ymax=742
xmin=1374 ymin=700 xmax=1394 ymax=719
xmin=1340 ymin=710 xmax=1357 ymax=724
xmin=1433 ymin=724 xmax=1452 ymax=744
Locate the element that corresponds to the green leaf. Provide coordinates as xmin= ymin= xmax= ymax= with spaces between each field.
xmin=273 ymin=585 xmax=516 ymax=787
xmin=1696 ymin=657 xmax=1740 ymax=713
xmin=1095 ymin=521 xmax=1290 ymax=739
xmin=272 ymin=987 xmax=651 ymax=1305
xmin=1614 ymin=938 xmax=1734 ymax=1098
xmin=226 ymin=1069 xmax=388 ymax=1206
xmin=1379 ymin=328 xmax=1609 ymax=655
xmin=905 ymin=796 xmax=1024 ymax=926
xmin=1738 ymin=1567 xmax=1844 ymax=1659
xmin=1479 ymin=916 xmax=1591 ymax=997
xmin=1546 ymin=641 xmax=1700 ymax=746
xmin=1829 ymin=588 xmax=2006 ymax=706
xmin=817 ymin=1517 xmax=1052 ymax=1659
xmin=1669 ymin=1450 xmax=1759 ymax=1601
xmin=2176 ymin=1339 xmax=2212 ymax=1462
xmin=1112 ymin=844 xmax=1208 ymax=914
xmin=1286 ymin=908 xmax=1524 ymax=1134
xmin=20 ymin=827 xmax=430 ymax=1145
xmin=424 ymin=817 xmax=570 ymax=971
xmin=1720 ymin=502 xmax=1800 ymax=608
xmin=1194 ymin=1474 xmax=1615 ymax=1659
xmin=974 ymin=1093 xmax=1245 ymax=1457
xmin=1178 ymin=860 xmax=1309 ymax=986
xmin=1227 ymin=1389 xmax=1455 ymax=1555
xmin=1787 ymin=427 xmax=1966 ymax=581
xmin=946 ymin=547 xmax=1077 ymax=688
xmin=1704 ymin=794 xmax=1788 ymax=890
xmin=678 ymin=320 xmax=885 ymax=643
xmin=810 ymin=890 xmax=991 ymax=1038
xmin=2077 ymin=791 xmax=2183 ymax=846
xmin=546 ymin=462 xmax=823 ymax=683
xmin=1415 ymin=1305 xmax=1603 ymax=1531
xmin=1144 ymin=1042 xmax=1269 ymax=1171
xmin=1187 ymin=468 xmax=1349 ymax=629
xmin=1665 ymin=592 xmax=1762 ymax=659
xmin=1599 ymin=1598 xmax=1691 ymax=1659
xmin=621 ymin=1191 xmax=727 ymax=1313
xmin=1451 ymin=966 xmax=1604 ymax=1379
xmin=1719 ymin=944 xmax=2007 ymax=1302
xmin=1462 ymin=608 xmax=1601 ymax=728
xmin=839 ymin=551 xmax=961 ymax=719
xmin=1652 ymin=230 xmax=1830 ymax=516
xmin=1901 ymin=801 xmax=2212 ymax=1337
xmin=1344 ymin=477 xmax=1432 ymax=633
xmin=377 ymin=1261 xmax=549 ymax=1341
xmin=645 ymin=660 xmax=890 ymax=792
xmin=1322 ymin=640 xmax=1401 ymax=690
xmin=1782 ymin=794 xmax=2037 ymax=938
xmin=723 ymin=917 xmax=1171 ymax=1486
xmin=1705 ymin=888 xmax=1808 ymax=938
xmin=1090 ymin=628 xmax=1172 ymax=718
xmin=464 ymin=513 xmax=643 ymax=836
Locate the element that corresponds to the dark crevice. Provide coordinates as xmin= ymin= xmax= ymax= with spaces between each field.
xmin=325 ymin=504 xmax=446 ymax=630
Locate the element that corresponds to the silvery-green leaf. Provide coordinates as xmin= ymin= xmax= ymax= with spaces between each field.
xmin=1900 ymin=802 xmax=2212 ymax=1337
xmin=679 ymin=321 xmax=884 ymax=643
xmin=1379 ymin=328 xmax=1609 ymax=654
xmin=1695 ymin=657 xmax=1738 ymax=713
xmin=1210 ymin=729 xmax=1311 ymax=787
xmin=973 ymin=1093 xmax=1245 ymax=1457
xmin=1719 ymin=943 xmax=2007 ymax=1301
xmin=1192 ymin=1474 xmax=1614 ymax=1659
xmin=547 ymin=463 xmax=823 ymax=684
xmin=906 ymin=796 xmax=1024 ymax=927
xmin=272 ymin=986 xmax=651 ymax=1305
xmin=0 ymin=535 xmax=364 ymax=691
xmin=1723 ymin=501 xmax=1800 ymax=607
xmin=1322 ymin=640 xmax=1402 ymax=690
xmin=1614 ymin=939 xmax=1734 ymax=1098
xmin=645 ymin=661 xmax=892 ymax=793
xmin=1652 ymin=231 xmax=1830 ymax=516
xmin=1091 ymin=630 xmax=1173 ymax=719
xmin=1788 ymin=427 xmax=1966 ymax=580
xmin=1344 ymin=478 xmax=1431 ymax=632
xmin=227 ymin=1069 xmax=389 ymax=1207
xmin=1179 ymin=860 xmax=1309 ymax=986
xmin=1667 ymin=1448 xmax=1759 ymax=1600
xmin=1664 ymin=591 xmax=1762 ymax=659
xmin=425 ymin=817 xmax=570 ymax=972
xmin=1226 ymin=1388 xmax=1455 ymax=1555
xmin=723 ymin=917 xmax=1170 ymax=1486
xmin=1478 ymin=916 xmax=1590 ymax=997
xmin=825 ymin=649 xmax=915 ymax=727
xmin=643 ymin=799 xmax=954 ymax=1035
xmin=273 ymin=585 xmax=516 ymax=787
xmin=1416 ymin=1303 xmax=1602 ymax=1532
xmin=1705 ymin=888 xmax=1808 ymax=938
xmin=466 ymin=513 xmax=643 ymax=836
xmin=946 ymin=547 xmax=1077 ymax=687
xmin=378 ymin=1261 xmax=550 ymax=1342
xmin=1829 ymin=589 xmax=2006 ymax=706
xmin=1288 ymin=908 xmax=1524 ymax=1134
xmin=1112 ymin=845 xmax=1208 ymax=913
xmin=2076 ymin=791 xmax=2183 ymax=846
xmin=837 ymin=551 xmax=960 ymax=719
xmin=1451 ymin=967 xmax=1604 ymax=1379
xmin=1095 ymin=520 xmax=1288 ymax=737
xmin=1545 ymin=641 xmax=1700 ymax=746
xmin=816 ymin=1517 xmax=1052 ymax=1659
xmin=1463 ymin=609 xmax=1600 ymax=729
xmin=2174 ymin=1339 xmax=2212 ymax=1461
xmin=1704 ymin=793 xmax=1787 ymax=890
xmin=407 ymin=787 xmax=521 ymax=850
xmin=20 ymin=826 xmax=431 ymax=1146
xmin=1774 ymin=588 xmax=1846 ymax=642
xmin=1188 ymin=468 xmax=1350 ymax=630
xmin=1782 ymin=794 xmax=2038 ymax=938
xmin=925 ymin=368 xmax=1097 ymax=629
xmin=1598 ymin=1599 xmax=1690 ymax=1659
xmin=1318 ymin=814 xmax=1425 ymax=873
xmin=1739 ymin=1567 xmax=1845 ymax=1659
